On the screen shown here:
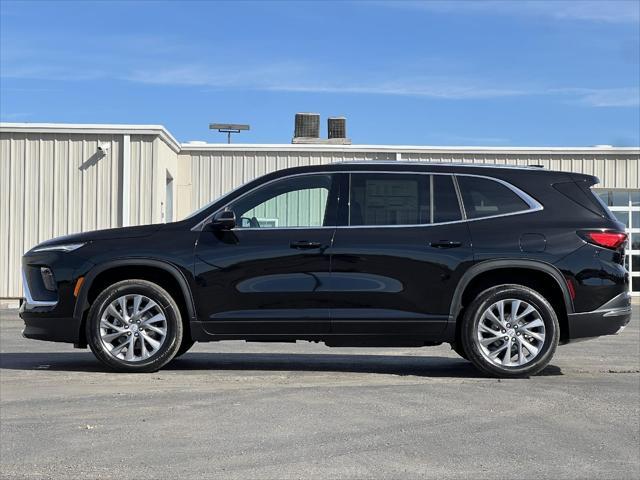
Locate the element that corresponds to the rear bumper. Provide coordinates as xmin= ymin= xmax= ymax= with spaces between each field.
xmin=566 ymin=292 xmax=632 ymax=342
xmin=19 ymin=299 xmax=83 ymax=345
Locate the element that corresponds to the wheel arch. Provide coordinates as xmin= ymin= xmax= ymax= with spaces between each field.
xmin=448 ymin=260 xmax=573 ymax=344
xmin=73 ymin=259 xmax=197 ymax=346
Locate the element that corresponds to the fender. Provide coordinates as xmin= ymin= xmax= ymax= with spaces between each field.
xmin=448 ymin=259 xmax=574 ymax=322
xmin=73 ymin=258 xmax=197 ymax=323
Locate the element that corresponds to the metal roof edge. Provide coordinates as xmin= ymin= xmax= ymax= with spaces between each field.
xmin=179 ymin=142 xmax=640 ymax=155
xmin=2 ymin=123 xmax=637 ymax=155
xmin=0 ymin=122 xmax=181 ymax=153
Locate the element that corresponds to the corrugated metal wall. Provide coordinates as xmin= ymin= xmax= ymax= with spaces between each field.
xmin=127 ymin=136 xmax=179 ymax=226
xmin=188 ymin=150 xmax=396 ymax=211
xmin=0 ymin=133 xmax=121 ymax=298
xmin=399 ymin=152 xmax=639 ymax=189
xmin=186 ymin=149 xmax=639 ymax=212
xmin=129 ymin=136 xmax=155 ymax=226
xmin=1 ymin=127 xmax=638 ymax=299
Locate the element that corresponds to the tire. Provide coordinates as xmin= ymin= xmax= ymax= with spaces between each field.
xmin=450 ymin=342 xmax=469 ymax=361
xmin=86 ymin=279 xmax=183 ymax=373
xmin=460 ymin=284 xmax=559 ymax=378
xmin=174 ymin=337 xmax=196 ymax=358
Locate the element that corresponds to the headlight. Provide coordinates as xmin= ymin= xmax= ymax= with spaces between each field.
xmin=32 ymin=242 xmax=86 ymax=253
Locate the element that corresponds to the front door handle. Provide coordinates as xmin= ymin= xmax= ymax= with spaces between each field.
xmin=429 ymin=240 xmax=462 ymax=249
xmin=290 ymin=240 xmax=322 ymax=250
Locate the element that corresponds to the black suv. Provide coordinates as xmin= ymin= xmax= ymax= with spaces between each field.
xmin=20 ymin=162 xmax=632 ymax=377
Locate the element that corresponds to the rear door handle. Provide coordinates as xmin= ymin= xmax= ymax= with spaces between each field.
xmin=429 ymin=240 xmax=462 ymax=249
xmin=290 ymin=240 xmax=322 ymax=250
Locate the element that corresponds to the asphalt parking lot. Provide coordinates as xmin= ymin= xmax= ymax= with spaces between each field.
xmin=1 ymin=307 xmax=638 ymax=480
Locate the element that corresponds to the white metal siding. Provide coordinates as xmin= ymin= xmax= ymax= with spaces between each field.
xmin=400 ymin=152 xmax=639 ymax=189
xmin=186 ymin=149 xmax=638 ymax=212
xmin=129 ymin=136 xmax=154 ymax=226
xmin=189 ymin=150 xmax=396 ymax=211
xmin=1 ymin=122 xmax=638 ymax=299
xmin=128 ymin=136 xmax=179 ymax=225
xmin=0 ymin=133 xmax=121 ymax=297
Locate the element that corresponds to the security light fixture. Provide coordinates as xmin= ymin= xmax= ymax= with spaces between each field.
xmin=209 ymin=123 xmax=250 ymax=144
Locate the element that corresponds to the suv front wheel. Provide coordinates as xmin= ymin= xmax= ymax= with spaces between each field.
xmin=86 ymin=279 xmax=183 ymax=372
xmin=460 ymin=284 xmax=559 ymax=378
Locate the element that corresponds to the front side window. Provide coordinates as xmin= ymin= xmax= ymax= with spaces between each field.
xmin=228 ymin=174 xmax=335 ymax=228
xmin=457 ymin=176 xmax=530 ymax=219
xmin=348 ymin=173 xmax=462 ymax=226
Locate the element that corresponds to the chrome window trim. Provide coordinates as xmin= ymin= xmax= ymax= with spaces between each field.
xmin=452 ymin=175 xmax=468 ymax=220
xmin=21 ymin=268 xmax=58 ymax=310
xmin=192 ymin=170 xmax=544 ymax=232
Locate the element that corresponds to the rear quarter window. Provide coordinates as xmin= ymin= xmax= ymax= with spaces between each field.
xmin=457 ymin=176 xmax=530 ymax=219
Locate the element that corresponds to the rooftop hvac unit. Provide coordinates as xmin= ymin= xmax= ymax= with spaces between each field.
xmin=328 ymin=117 xmax=346 ymax=139
xmin=294 ymin=113 xmax=320 ymax=139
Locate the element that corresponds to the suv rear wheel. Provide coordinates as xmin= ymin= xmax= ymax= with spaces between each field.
xmin=460 ymin=284 xmax=559 ymax=378
xmin=86 ymin=279 xmax=183 ymax=372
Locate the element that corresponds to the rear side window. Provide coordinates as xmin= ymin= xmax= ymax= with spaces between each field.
xmin=554 ymin=181 xmax=611 ymax=219
xmin=349 ymin=173 xmax=429 ymax=226
xmin=348 ymin=173 xmax=462 ymax=226
xmin=457 ymin=176 xmax=530 ymax=219
xmin=433 ymin=175 xmax=462 ymax=223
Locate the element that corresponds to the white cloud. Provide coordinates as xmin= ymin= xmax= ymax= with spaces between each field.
xmin=123 ymin=65 xmax=640 ymax=107
xmin=2 ymin=47 xmax=638 ymax=108
xmin=563 ymin=87 xmax=640 ymax=107
xmin=375 ymin=0 xmax=640 ymax=24
xmin=265 ymin=80 xmax=527 ymax=99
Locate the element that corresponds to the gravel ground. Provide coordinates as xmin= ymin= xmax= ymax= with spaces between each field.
xmin=1 ymin=307 xmax=638 ymax=479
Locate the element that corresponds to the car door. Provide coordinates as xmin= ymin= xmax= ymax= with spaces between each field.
xmin=193 ymin=173 xmax=339 ymax=335
xmin=329 ymin=171 xmax=474 ymax=335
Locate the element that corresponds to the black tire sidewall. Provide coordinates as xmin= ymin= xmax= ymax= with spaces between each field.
xmin=86 ymin=280 xmax=183 ymax=372
xmin=174 ymin=338 xmax=196 ymax=358
xmin=461 ymin=285 xmax=559 ymax=378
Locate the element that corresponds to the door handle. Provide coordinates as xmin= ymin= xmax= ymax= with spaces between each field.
xmin=290 ymin=240 xmax=322 ymax=249
xmin=429 ymin=240 xmax=462 ymax=249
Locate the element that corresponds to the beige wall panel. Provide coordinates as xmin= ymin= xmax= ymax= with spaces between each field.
xmin=129 ymin=136 xmax=155 ymax=225
xmin=628 ymin=157 xmax=639 ymax=189
xmin=175 ymin=153 xmax=193 ymax=220
xmin=0 ymin=132 xmax=122 ymax=297
xmin=0 ymin=137 xmax=11 ymax=296
xmin=2 ymin=129 xmax=638 ymax=298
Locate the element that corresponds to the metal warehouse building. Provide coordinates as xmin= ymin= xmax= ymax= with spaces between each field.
xmin=1 ymin=122 xmax=639 ymax=300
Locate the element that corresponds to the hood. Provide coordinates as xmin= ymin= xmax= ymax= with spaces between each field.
xmin=33 ymin=224 xmax=164 ymax=249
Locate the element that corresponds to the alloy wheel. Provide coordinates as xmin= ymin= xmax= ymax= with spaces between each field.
xmin=99 ymin=294 xmax=168 ymax=362
xmin=475 ymin=298 xmax=546 ymax=367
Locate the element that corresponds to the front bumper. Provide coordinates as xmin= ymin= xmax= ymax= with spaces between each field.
xmin=21 ymin=268 xmax=58 ymax=310
xmin=19 ymin=299 xmax=83 ymax=344
xmin=566 ymin=292 xmax=632 ymax=342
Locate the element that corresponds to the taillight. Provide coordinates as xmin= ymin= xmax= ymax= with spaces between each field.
xmin=579 ymin=230 xmax=627 ymax=250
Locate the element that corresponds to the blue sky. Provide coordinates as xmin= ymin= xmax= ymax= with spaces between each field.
xmin=1 ymin=0 xmax=639 ymax=146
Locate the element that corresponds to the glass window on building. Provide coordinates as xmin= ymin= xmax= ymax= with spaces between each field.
xmin=594 ymin=189 xmax=640 ymax=296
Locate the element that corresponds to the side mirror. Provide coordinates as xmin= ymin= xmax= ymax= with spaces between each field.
xmin=210 ymin=210 xmax=236 ymax=230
